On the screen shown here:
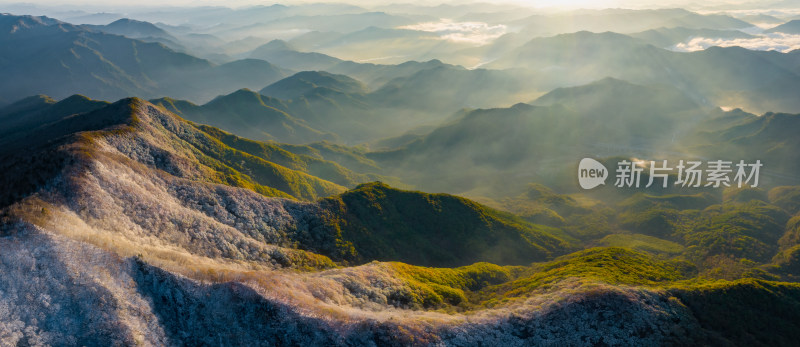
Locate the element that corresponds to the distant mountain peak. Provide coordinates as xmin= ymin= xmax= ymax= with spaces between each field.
xmin=50 ymin=94 xmax=110 ymax=111
xmin=0 ymin=94 xmax=56 ymax=118
xmin=590 ymin=76 xmax=635 ymax=86
xmin=532 ymin=77 xmax=700 ymax=114
xmin=210 ymin=88 xmax=264 ymax=105
xmin=96 ymin=17 xmax=171 ymax=39
xmin=260 ymin=70 xmax=367 ymax=100
xmin=108 ymin=18 xmax=143 ymax=25
xmin=59 ymin=94 xmax=94 ymax=103
xmin=765 ymin=19 xmax=800 ymax=34
xmin=0 ymin=13 xmax=67 ymax=32
xmin=505 ymin=102 xmax=534 ymax=112
xmin=261 ymin=39 xmax=296 ymax=51
xmin=9 ymin=94 xmax=55 ymax=105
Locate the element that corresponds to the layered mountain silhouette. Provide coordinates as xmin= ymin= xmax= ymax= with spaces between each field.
xmin=695 ymin=111 xmax=800 ymax=181
xmin=284 ymin=26 xmax=470 ymax=64
xmin=369 ymin=64 xmax=536 ymax=112
xmin=153 ymin=65 xmax=539 ymax=144
xmin=85 ymin=18 xmax=184 ymax=50
xmin=369 ymin=78 xmax=709 ymax=194
xmin=630 ymin=27 xmax=755 ymax=48
xmin=248 ymin=40 xmax=344 ymax=71
xmin=0 ymin=13 xmax=536 ymax=114
xmin=765 ymin=19 xmax=800 ymax=34
xmin=259 ymin=70 xmax=367 ymax=99
xmin=0 ymin=14 xmax=288 ymax=104
xmin=738 ymin=13 xmax=784 ymax=25
xmin=220 ymin=11 xmax=426 ymax=39
xmin=488 ymin=31 xmax=800 ymax=113
xmin=153 ymin=88 xmax=336 ymax=144
xmin=514 ymin=8 xmax=750 ymax=36
xmin=326 ymin=59 xmax=456 ymax=88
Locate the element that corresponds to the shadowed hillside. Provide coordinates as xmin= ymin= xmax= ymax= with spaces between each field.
xmin=318 ymin=182 xmax=573 ymax=266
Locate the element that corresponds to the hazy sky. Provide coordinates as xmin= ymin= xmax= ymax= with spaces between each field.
xmin=0 ymin=0 xmax=783 ymax=10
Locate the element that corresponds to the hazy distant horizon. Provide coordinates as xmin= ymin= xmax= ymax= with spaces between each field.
xmin=0 ymin=0 xmax=795 ymax=11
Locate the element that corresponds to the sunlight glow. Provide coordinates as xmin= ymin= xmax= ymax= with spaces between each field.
xmin=398 ymin=20 xmax=507 ymax=45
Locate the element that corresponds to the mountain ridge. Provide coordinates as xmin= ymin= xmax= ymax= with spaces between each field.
xmin=0 ymin=13 xmax=290 ymax=104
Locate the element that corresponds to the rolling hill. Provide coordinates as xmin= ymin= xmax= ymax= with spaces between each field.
xmin=694 ymin=111 xmax=800 ymax=184
xmin=369 ymin=77 xmax=711 ymax=195
xmin=319 ymin=182 xmax=572 ymax=266
xmin=369 ymin=64 xmax=538 ymax=112
xmin=259 ymin=70 xmax=367 ymax=99
xmin=152 ymin=89 xmax=335 ymax=144
xmin=248 ymin=40 xmax=344 ymax=71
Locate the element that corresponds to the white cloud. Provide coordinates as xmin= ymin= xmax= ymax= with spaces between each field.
xmin=672 ymin=33 xmax=800 ymax=53
xmin=399 ymin=19 xmax=507 ymax=45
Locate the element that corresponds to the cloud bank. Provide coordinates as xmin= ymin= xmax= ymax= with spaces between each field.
xmin=672 ymin=33 xmax=800 ymax=52
xmin=399 ymin=19 xmax=507 ymax=45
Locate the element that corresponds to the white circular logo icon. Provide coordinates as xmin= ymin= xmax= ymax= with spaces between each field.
xmin=578 ymin=158 xmax=608 ymax=189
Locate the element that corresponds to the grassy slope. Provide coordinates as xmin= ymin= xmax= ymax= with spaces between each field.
xmin=479 ymin=248 xmax=695 ymax=304
xmin=0 ymin=96 xmax=349 ymax=203
xmin=318 ymin=182 xmax=574 ymax=267
xmin=376 ymin=245 xmax=800 ymax=346
xmin=595 ymin=233 xmax=685 ymax=255
xmin=142 ymin=98 xmax=352 ymax=201
xmin=384 ymin=247 xmax=800 ymax=346
xmin=197 ymin=125 xmax=383 ymax=188
xmin=671 ymin=279 xmax=800 ymax=346
xmin=153 ymin=89 xmax=336 ymax=144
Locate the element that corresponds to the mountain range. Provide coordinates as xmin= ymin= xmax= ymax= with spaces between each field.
xmin=0 ymin=14 xmax=288 ymax=104
xmin=368 ymin=78 xmax=711 ymax=195
xmin=487 ymin=31 xmax=800 ymax=113
xmin=3 ymin=93 xmax=800 ymax=345
xmin=3 ymin=3 xmax=800 ymax=345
